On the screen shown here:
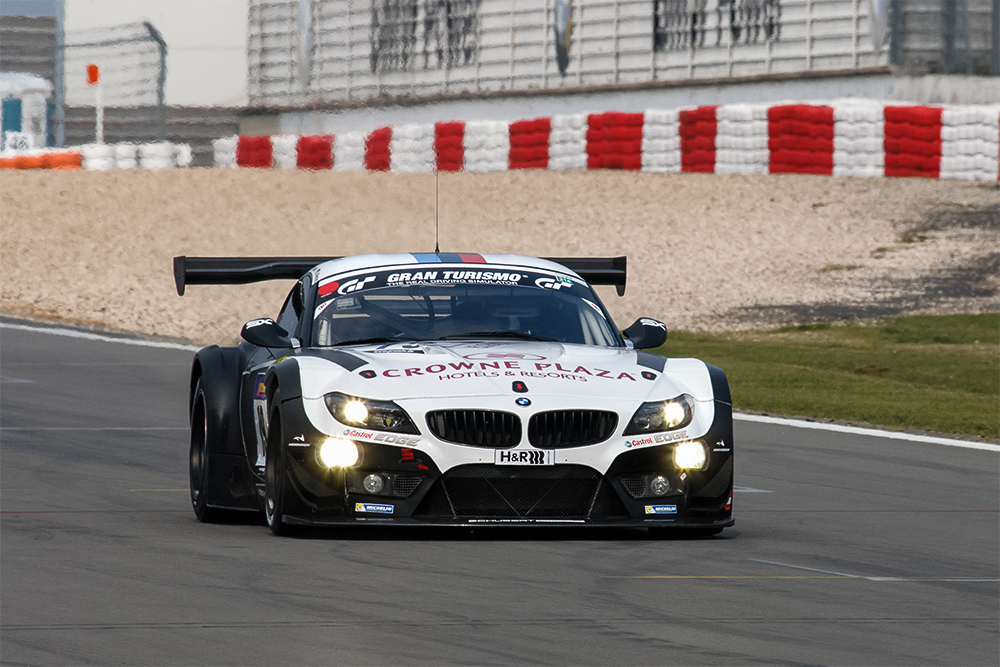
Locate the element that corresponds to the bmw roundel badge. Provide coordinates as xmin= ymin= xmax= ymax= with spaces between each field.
xmin=515 ymin=397 xmax=531 ymax=407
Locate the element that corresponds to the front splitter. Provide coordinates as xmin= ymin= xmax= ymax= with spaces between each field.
xmin=282 ymin=514 xmax=735 ymax=529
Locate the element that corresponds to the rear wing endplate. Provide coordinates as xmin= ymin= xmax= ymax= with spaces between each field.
xmin=174 ymin=255 xmax=627 ymax=296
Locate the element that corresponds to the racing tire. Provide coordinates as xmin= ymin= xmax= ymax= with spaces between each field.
xmin=189 ymin=379 xmax=226 ymax=522
xmin=264 ymin=393 xmax=294 ymax=536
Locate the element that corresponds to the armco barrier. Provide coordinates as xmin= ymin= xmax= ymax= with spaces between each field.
xmin=212 ymin=101 xmax=1000 ymax=182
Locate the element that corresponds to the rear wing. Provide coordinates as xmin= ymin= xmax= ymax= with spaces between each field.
xmin=174 ymin=255 xmax=627 ymax=296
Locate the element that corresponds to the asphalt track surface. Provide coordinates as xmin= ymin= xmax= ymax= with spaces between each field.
xmin=1 ymin=320 xmax=998 ymax=666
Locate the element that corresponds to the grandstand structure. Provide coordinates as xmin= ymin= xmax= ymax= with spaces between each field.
xmin=2 ymin=1 xmax=996 ymax=165
xmin=1 ymin=11 xmax=240 ymax=164
xmin=245 ymin=0 xmax=998 ymax=112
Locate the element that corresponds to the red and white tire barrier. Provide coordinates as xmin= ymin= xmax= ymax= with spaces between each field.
xmin=213 ymin=101 xmax=1000 ymax=181
xmin=0 ymin=148 xmax=83 ymax=170
xmin=79 ymin=142 xmax=193 ymax=170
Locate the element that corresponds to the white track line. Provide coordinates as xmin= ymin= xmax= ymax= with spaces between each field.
xmin=0 ymin=321 xmax=199 ymax=352
xmin=749 ymin=559 xmax=1000 ymax=582
xmin=750 ymin=558 xmax=860 ymax=578
xmin=4 ymin=320 xmax=998 ymax=452
xmin=735 ymin=413 xmax=1000 ymax=452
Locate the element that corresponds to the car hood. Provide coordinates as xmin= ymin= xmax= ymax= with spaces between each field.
xmin=293 ymin=340 xmax=713 ymax=403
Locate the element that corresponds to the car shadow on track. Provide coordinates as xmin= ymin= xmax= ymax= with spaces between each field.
xmin=282 ymin=525 xmax=737 ymax=542
xmin=203 ymin=511 xmax=737 ymax=541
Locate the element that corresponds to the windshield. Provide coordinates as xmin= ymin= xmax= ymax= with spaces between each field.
xmin=311 ymin=267 xmax=620 ymax=347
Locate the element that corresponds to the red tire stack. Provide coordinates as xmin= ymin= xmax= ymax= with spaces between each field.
xmin=768 ymin=104 xmax=835 ymax=175
xmin=680 ymin=106 xmax=718 ymax=173
xmin=508 ymin=118 xmax=551 ymax=169
xmin=884 ymin=106 xmax=943 ymax=178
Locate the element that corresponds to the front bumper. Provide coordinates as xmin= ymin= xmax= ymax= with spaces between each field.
xmin=276 ymin=397 xmax=735 ymax=529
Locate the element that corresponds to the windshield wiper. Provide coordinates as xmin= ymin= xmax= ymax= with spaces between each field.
xmin=434 ymin=331 xmax=559 ymax=342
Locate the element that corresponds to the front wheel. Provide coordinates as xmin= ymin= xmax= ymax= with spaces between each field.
xmin=264 ymin=393 xmax=294 ymax=536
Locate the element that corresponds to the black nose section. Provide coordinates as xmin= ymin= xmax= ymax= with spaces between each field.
xmin=512 ymin=381 xmax=529 ymax=393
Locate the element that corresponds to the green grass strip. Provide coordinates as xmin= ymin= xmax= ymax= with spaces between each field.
xmin=650 ymin=314 xmax=1000 ymax=440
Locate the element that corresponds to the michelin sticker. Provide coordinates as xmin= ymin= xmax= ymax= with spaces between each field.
xmin=645 ymin=505 xmax=678 ymax=515
xmin=355 ymin=503 xmax=394 ymax=514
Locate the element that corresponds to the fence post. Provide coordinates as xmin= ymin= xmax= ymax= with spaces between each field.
xmin=889 ymin=0 xmax=903 ymax=68
xmin=143 ymin=21 xmax=167 ymax=142
xmin=54 ymin=0 xmax=66 ymax=147
xmin=942 ymin=0 xmax=956 ymax=74
xmin=993 ymin=0 xmax=999 ymax=75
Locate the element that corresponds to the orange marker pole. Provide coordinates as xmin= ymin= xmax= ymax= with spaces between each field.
xmin=86 ymin=64 xmax=103 ymax=144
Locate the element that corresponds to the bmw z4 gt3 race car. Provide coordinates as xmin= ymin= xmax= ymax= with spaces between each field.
xmin=174 ymin=253 xmax=734 ymax=536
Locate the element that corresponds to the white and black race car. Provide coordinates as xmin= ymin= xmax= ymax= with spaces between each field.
xmin=175 ymin=253 xmax=734 ymax=536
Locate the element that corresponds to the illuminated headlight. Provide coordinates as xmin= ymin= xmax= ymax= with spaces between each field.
xmin=623 ymin=395 xmax=695 ymax=435
xmin=342 ymin=400 xmax=368 ymax=425
xmin=319 ymin=437 xmax=360 ymax=468
xmin=324 ymin=393 xmax=418 ymax=434
xmin=674 ymin=440 xmax=708 ymax=470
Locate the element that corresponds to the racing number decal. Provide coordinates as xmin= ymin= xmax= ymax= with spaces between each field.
xmin=252 ymin=372 xmax=268 ymax=467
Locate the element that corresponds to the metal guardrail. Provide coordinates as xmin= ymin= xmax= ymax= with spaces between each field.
xmin=247 ymin=0 xmax=893 ymax=108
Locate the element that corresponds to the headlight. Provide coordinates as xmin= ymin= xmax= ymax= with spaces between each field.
xmin=319 ymin=437 xmax=360 ymax=467
xmin=623 ymin=395 xmax=695 ymax=435
xmin=674 ymin=440 xmax=708 ymax=470
xmin=324 ymin=392 xmax=419 ymax=434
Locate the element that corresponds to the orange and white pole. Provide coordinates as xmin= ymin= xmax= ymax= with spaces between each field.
xmin=86 ymin=64 xmax=103 ymax=144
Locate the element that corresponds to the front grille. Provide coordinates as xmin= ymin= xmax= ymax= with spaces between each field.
xmin=413 ymin=465 xmax=629 ymax=520
xmin=528 ymin=410 xmax=619 ymax=448
xmin=426 ymin=410 xmax=521 ymax=447
xmin=392 ymin=474 xmax=423 ymax=498
xmin=619 ymin=474 xmax=648 ymax=499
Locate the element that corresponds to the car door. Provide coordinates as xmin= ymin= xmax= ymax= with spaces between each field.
xmin=239 ymin=281 xmax=305 ymax=473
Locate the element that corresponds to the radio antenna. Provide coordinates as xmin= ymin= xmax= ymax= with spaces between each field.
xmin=434 ymin=168 xmax=440 ymax=253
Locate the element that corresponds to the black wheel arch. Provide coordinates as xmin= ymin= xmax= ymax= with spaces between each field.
xmin=264 ymin=356 xmax=303 ymax=407
xmin=706 ymin=363 xmax=732 ymax=406
xmin=190 ymin=345 xmax=244 ymax=456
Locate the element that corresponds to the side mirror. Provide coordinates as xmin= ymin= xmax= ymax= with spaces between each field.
xmin=622 ymin=317 xmax=667 ymax=349
xmin=241 ymin=318 xmax=293 ymax=349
